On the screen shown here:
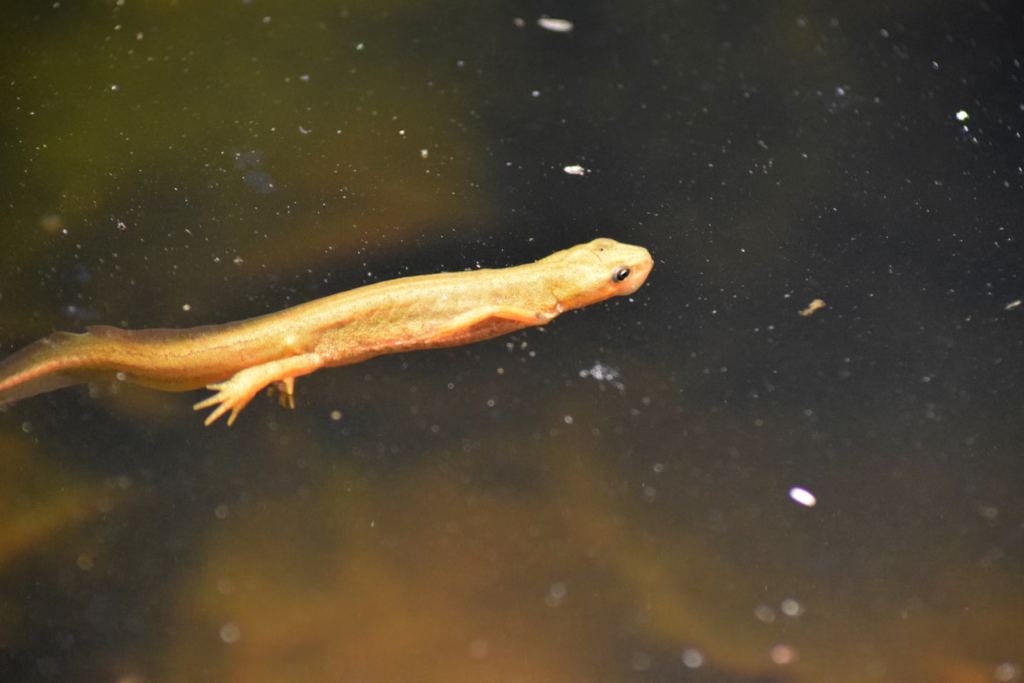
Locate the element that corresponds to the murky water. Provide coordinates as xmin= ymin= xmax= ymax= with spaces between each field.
xmin=1 ymin=1 xmax=1021 ymax=682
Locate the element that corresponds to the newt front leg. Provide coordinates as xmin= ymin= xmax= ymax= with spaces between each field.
xmin=195 ymin=308 xmax=549 ymax=426
xmin=194 ymin=353 xmax=325 ymax=426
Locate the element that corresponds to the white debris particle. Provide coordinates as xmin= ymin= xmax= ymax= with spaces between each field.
xmin=769 ymin=644 xmax=797 ymax=665
xmin=563 ymin=164 xmax=587 ymax=176
xmin=544 ymin=582 xmax=567 ymax=607
xmin=580 ymin=362 xmax=625 ymax=391
xmin=995 ymin=662 xmax=1020 ymax=682
xmin=780 ymin=598 xmax=803 ymax=616
xmin=538 ymin=17 xmax=574 ymax=33
xmin=681 ymin=649 xmax=704 ymax=669
xmin=219 ymin=623 xmax=241 ymax=644
xmin=1005 ymin=299 xmax=1021 ymax=310
xmin=789 ymin=487 xmax=817 ymax=507
xmin=955 ymin=110 xmax=969 ymax=121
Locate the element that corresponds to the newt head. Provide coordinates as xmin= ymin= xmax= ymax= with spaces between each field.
xmin=541 ymin=238 xmax=653 ymax=311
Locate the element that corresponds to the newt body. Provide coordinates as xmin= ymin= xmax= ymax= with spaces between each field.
xmin=0 ymin=238 xmax=652 ymax=425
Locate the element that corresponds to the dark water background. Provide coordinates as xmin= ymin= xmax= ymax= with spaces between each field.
xmin=1 ymin=1 xmax=1022 ymax=682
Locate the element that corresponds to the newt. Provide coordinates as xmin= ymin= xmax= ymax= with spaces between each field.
xmin=0 ymin=238 xmax=652 ymax=425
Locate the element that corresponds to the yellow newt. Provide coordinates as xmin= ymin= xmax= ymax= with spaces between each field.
xmin=0 ymin=238 xmax=652 ymax=425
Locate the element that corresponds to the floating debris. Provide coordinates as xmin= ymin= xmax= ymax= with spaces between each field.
xmin=580 ymin=362 xmax=625 ymax=391
xmin=563 ymin=165 xmax=587 ymax=176
xmin=769 ymin=644 xmax=798 ymax=665
xmin=789 ymin=487 xmax=817 ymax=507
xmin=538 ymin=17 xmax=574 ymax=33
xmin=799 ymin=299 xmax=826 ymax=317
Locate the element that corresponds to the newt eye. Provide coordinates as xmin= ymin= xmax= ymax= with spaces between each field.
xmin=612 ymin=267 xmax=631 ymax=283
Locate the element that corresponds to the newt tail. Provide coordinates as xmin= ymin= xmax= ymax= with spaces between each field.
xmin=0 ymin=330 xmax=115 ymax=405
xmin=0 ymin=325 xmax=230 ymax=406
